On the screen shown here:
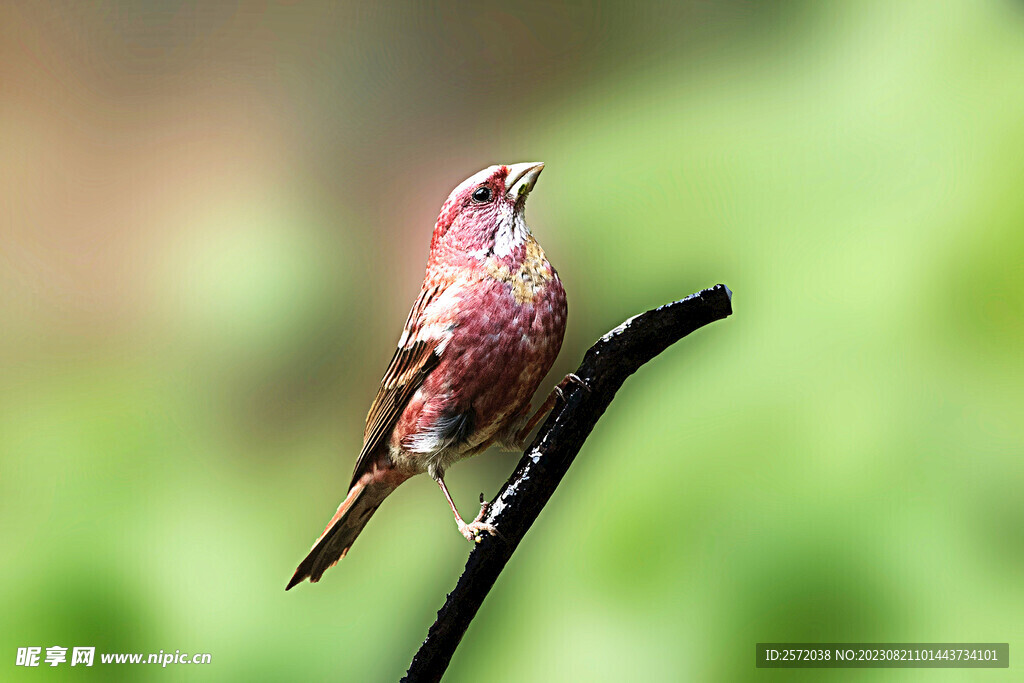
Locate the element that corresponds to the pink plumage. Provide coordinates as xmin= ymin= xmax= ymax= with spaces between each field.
xmin=287 ymin=163 xmax=566 ymax=589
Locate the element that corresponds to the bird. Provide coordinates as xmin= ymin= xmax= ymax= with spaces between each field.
xmin=287 ymin=162 xmax=567 ymax=590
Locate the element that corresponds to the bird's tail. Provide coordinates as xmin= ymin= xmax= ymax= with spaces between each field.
xmin=286 ymin=479 xmax=399 ymax=590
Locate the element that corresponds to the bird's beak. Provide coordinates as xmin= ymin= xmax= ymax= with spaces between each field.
xmin=504 ymin=162 xmax=544 ymax=204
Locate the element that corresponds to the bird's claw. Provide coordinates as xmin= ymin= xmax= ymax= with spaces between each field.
xmin=555 ymin=373 xmax=591 ymax=401
xmin=458 ymin=498 xmax=496 ymax=542
xmin=566 ymin=373 xmax=591 ymax=392
xmin=459 ymin=520 xmax=498 ymax=543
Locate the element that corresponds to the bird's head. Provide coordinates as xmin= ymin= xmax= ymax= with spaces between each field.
xmin=429 ymin=162 xmax=545 ymax=263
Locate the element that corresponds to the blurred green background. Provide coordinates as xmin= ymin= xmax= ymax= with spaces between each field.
xmin=2 ymin=0 xmax=1023 ymax=680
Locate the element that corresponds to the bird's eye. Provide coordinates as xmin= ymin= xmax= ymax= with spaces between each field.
xmin=472 ymin=186 xmax=492 ymax=203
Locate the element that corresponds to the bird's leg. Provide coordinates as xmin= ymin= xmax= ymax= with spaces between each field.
xmin=514 ymin=373 xmax=592 ymax=446
xmin=435 ymin=476 xmax=496 ymax=543
xmin=515 ymin=390 xmax=558 ymax=445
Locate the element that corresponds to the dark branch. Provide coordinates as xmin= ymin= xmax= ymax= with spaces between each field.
xmin=403 ymin=284 xmax=734 ymax=682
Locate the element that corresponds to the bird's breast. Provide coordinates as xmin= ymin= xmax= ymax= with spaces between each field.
xmin=392 ymin=241 xmax=566 ymax=468
xmin=482 ymin=236 xmax=556 ymax=305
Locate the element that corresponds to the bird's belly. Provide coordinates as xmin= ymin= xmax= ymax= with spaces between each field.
xmin=391 ymin=276 xmax=566 ymax=473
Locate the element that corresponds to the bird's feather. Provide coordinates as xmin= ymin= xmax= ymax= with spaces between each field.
xmin=348 ymin=284 xmax=447 ymax=488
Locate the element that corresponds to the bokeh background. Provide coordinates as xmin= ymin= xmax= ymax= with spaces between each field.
xmin=3 ymin=0 xmax=1023 ymax=680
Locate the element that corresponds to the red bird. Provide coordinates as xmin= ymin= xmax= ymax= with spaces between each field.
xmin=287 ymin=162 xmax=567 ymax=589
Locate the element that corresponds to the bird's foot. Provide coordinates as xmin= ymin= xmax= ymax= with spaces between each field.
xmin=457 ymin=497 xmax=497 ymax=543
xmin=554 ymin=373 xmax=591 ymax=401
xmin=459 ymin=520 xmax=497 ymax=543
xmin=566 ymin=373 xmax=591 ymax=392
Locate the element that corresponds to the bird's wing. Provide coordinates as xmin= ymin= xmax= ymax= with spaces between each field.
xmin=348 ymin=282 xmax=451 ymax=488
